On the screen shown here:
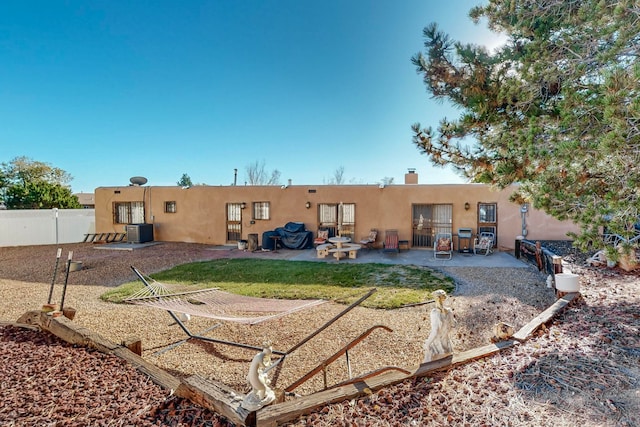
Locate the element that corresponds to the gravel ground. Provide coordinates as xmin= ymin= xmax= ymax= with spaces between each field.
xmin=1 ymin=242 xmax=638 ymax=426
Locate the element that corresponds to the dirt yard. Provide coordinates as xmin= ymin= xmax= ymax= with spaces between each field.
xmin=1 ymin=242 xmax=638 ymax=426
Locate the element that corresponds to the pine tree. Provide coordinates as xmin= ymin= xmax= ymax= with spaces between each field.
xmin=412 ymin=0 xmax=640 ymax=248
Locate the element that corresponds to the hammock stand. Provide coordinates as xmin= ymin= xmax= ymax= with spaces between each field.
xmin=128 ymin=266 xmax=375 ymax=359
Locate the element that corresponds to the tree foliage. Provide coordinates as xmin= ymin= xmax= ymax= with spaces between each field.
xmin=177 ymin=173 xmax=193 ymax=188
xmin=380 ymin=176 xmax=395 ymax=186
xmin=245 ymin=160 xmax=281 ymax=185
xmin=411 ymin=0 xmax=640 ymax=248
xmin=0 ymin=156 xmax=80 ymax=209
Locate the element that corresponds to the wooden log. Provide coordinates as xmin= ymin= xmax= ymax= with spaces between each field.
xmin=512 ymin=292 xmax=577 ymax=341
xmin=177 ymin=374 xmax=254 ymax=427
xmin=0 ymin=320 xmax=41 ymax=331
xmin=552 ymin=255 xmax=563 ymax=273
xmin=39 ymin=312 xmax=120 ymax=353
xmin=16 ymin=310 xmax=43 ymax=326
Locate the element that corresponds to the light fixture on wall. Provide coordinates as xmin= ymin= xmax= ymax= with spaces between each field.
xmin=240 ymin=202 xmax=246 ymax=210
xmin=464 ymin=202 xmax=470 ymax=211
xmin=305 ymin=201 xmax=311 ymax=209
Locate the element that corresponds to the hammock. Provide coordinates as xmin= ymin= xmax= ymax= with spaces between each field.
xmin=125 ymin=273 xmax=326 ymax=325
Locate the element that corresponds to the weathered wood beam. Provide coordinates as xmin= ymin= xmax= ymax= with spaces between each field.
xmin=257 ymin=340 xmax=518 ymax=426
xmin=177 ymin=375 xmax=254 ymax=427
xmin=512 ymin=292 xmax=577 ymax=341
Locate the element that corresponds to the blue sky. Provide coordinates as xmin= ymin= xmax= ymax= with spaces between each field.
xmin=0 ymin=1 xmax=505 ymax=193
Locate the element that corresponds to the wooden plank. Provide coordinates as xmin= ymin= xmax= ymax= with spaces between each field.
xmin=177 ymin=374 xmax=254 ymax=427
xmin=258 ymin=372 xmax=404 ymax=427
xmin=0 ymin=320 xmax=41 ymax=331
xmin=257 ymin=340 xmax=518 ymax=426
xmin=40 ymin=312 xmax=120 ymax=352
xmin=512 ymin=292 xmax=577 ymax=341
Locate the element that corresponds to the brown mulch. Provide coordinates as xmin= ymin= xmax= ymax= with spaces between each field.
xmin=0 ymin=324 xmax=232 ymax=427
xmin=1 ymin=243 xmax=639 ymax=426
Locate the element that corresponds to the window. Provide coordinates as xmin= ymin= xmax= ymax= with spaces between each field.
xmin=252 ymin=202 xmax=270 ymax=220
xmin=164 ymin=201 xmax=177 ymax=213
xmin=478 ymin=203 xmax=497 ymax=223
xmin=478 ymin=202 xmax=498 ymax=241
xmin=113 ymin=202 xmax=144 ymax=224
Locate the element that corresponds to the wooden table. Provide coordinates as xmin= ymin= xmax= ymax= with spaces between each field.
xmin=269 ymin=235 xmax=282 ymax=252
xmin=328 ymin=236 xmax=350 ymax=249
xmin=327 ymin=237 xmax=354 ymax=260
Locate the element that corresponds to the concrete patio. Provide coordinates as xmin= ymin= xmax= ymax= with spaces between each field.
xmin=286 ymin=247 xmax=530 ymax=268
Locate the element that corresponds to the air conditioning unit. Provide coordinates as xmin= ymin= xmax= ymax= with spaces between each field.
xmin=126 ymin=223 xmax=154 ymax=243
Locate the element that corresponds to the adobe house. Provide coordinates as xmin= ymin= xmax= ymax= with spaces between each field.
xmin=94 ymin=170 xmax=579 ymax=251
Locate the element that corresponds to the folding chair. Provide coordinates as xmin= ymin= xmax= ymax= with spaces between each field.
xmin=383 ymin=230 xmax=399 ymax=253
xmin=474 ymin=232 xmax=495 ymax=256
xmin=434 ymin=233 xmax=453 ymax=260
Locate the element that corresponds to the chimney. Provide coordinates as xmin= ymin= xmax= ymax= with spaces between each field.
xmin=404 ymin=168 xmax=418 ymax=184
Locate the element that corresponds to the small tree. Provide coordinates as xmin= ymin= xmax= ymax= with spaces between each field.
xmin=380 ymin=177 xmax=395 ymax=186
xmin=245 ymin=160 xmax=281 ymax=185
xmin=177 ymin=173 xmax=193 ymax=187
xmin=326 ymin=166 xmax=346 ymax=185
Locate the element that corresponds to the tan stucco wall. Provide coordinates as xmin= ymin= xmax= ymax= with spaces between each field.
xmin=95 ymin=183 xmax=580 ymax=250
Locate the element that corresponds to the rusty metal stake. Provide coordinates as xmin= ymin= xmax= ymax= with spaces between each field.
xmin=59 ymin=251 xmax=73 ymax=312
xmin=47 ymin=248 xmax=62 ymax=304
xmin=286 ymin=288 xmax=377 ymax=355
xmin=285 ymin=324 xmax=392 ymax=393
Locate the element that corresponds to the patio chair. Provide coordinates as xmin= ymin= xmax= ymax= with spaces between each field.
xmin=313 ymin=229 xmax=329 ymax=246
xmin=383 ymin=229 xmax=399 ymax=253
xmin=434 ymin=233 xmax=453 ymax=260
xmin=358 ymin=229 xmax=378 ymax=250
xmin=474 ymin=232 xmax=495 ymax=256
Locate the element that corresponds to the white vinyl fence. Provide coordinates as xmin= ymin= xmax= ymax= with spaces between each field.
xmin=0 ymin=209 xmax=95 ymax=247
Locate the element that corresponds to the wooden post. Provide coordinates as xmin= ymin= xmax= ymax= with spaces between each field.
xmin=122 ymin=337 xmax=143 ymax=356
xmin=248 ymin=233 xmax=259 ymax=252
xmin=62 ymin=307 xmax=76 ymax=320
xmin=552 ymin=255 xmax=563 ymax=274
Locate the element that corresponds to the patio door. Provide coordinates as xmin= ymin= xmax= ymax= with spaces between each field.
xmin=412 ymin=204 xmax=452 ymax=248
xmin=477 ymin=202 xmax=497 ymax=245
xmin=318 ymin=203 xmax=355 ymax=241
xmin=226 ymin=203 xmax=243 ymax=242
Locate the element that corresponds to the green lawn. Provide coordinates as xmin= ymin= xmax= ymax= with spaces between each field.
xmin=101 ymin=259 xmax=455 ymax=309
